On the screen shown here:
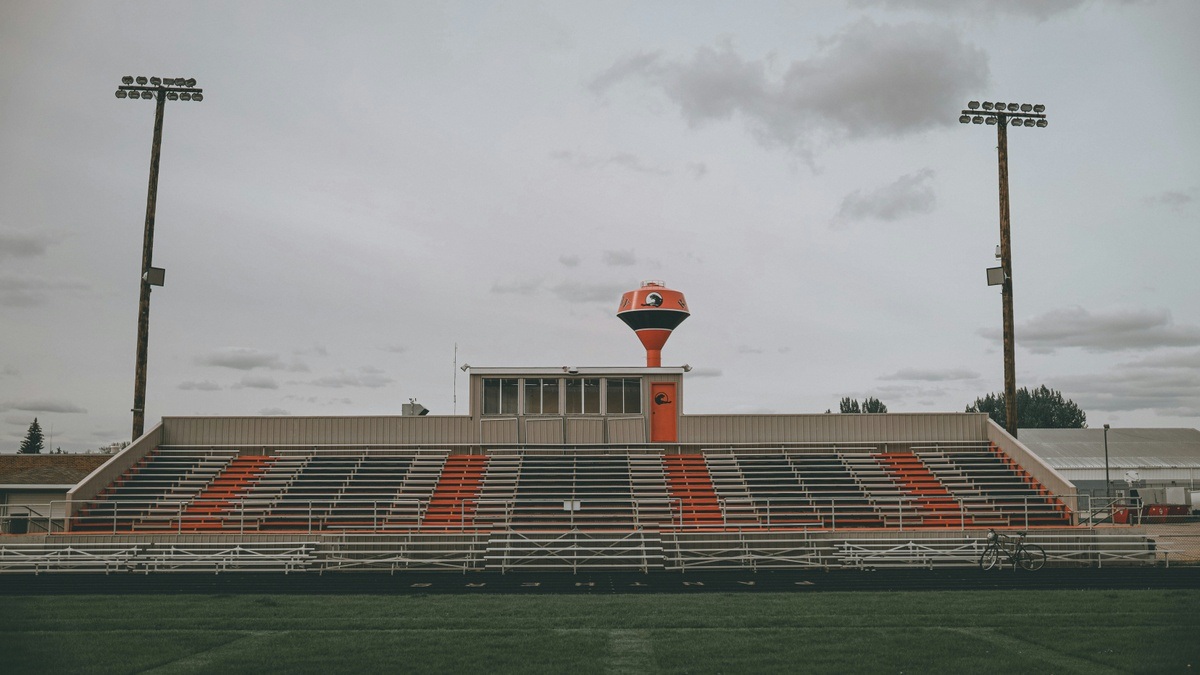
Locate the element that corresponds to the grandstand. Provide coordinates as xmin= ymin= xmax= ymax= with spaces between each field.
xmin=0 ymin=281 xmax=1182 ymax=574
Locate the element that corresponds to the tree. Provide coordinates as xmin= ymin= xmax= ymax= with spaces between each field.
xmin=19 ymin=418 xmax=44 ymax=454
xmin=838 ymin=397 xmax=888 ymax=413
xmin=966 ymin=385 xmax=1087 ymax=429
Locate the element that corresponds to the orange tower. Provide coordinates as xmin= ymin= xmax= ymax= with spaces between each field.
xmin=617 ymin=280 xmax=689 ymax=367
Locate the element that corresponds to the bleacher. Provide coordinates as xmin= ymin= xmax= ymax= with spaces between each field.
xmin=68 ymin=444 xmax=1070 ymax=534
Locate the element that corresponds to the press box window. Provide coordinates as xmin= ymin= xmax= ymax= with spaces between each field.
xmin=523 ymin=378 xmax=560 ymax=415
xmin=482 ymin=378 xmax=519 ymax=415
xmin=605 ymin=378 xmax=642 ymax=414
xmin=565 ymin=378 xmax=601 ymax=414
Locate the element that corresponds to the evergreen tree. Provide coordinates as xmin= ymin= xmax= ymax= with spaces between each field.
xmin=838 ymin=397 xmax=888 ymax=413
xmin=861 ymin=397 xmax=888 ymax=413
xmin=838 ymin=397 xmax=861 ymax=413
xmin=966 ymin=385 xmax=1087 ymax=429
xmin=19 ymin=418 xmax=44 ymax=454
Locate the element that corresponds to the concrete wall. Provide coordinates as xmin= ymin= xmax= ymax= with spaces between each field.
xmin=67 ymin=423 xmax=162 ymax=515
xmin=988 ymin=421 xmax=1078 ymax=518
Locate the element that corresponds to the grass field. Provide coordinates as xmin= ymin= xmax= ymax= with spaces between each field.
xmin=2 ymin=589 xmax=1197 ymax=674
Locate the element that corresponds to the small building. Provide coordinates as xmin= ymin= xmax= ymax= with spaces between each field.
xmin=0 ymin=454 xmax=112 ymax=533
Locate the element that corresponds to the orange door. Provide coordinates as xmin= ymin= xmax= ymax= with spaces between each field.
xmin=650 ymin=382 xmax=678 ymax=443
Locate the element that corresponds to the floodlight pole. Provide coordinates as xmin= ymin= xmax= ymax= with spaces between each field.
xmin=116 ymin=77 xmax=203 ymax=441
xmin=961 ymin=102 xmax=1048 ymax=439
xmin=1103 ymin=423 xmax=1111 ymax=501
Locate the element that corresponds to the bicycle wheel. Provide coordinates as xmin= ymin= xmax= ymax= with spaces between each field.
xmin=1018 ymin=544 xmax=1046 ymax=571
xmin=979 ymin=545 xmax=1001 ymax=571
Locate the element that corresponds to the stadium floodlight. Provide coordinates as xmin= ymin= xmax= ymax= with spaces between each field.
xmin=968 ymin=101 xmax=980 ymax=110
xmin=958 ymin=99 xmax=1049 ymax=439
xmin=959 ymin=115 xmax=971 ymax=124
xmin=973 ymin=116 xmax=983 ymax=124
xmin=113 ymin=74 xmax=205 ymax=441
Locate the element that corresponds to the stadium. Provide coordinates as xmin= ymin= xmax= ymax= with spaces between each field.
xmin=3 ymin=281 xmax=1196 ymax=576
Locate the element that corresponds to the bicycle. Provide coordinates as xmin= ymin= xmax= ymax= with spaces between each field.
xmin=979 ymin=529 xmax=1046 ymax=571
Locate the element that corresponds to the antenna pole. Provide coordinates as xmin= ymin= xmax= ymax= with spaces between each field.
xmin=453 ymin=343 xmax=458 ymax=415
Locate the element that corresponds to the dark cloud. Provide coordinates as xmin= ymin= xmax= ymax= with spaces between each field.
xmin=1146 ymin=190 xmax=1193 ymax=211
xmin=1120 ymin=350 xmax=1200 ymax=369
xmin=603 ymin=249 xmax=638 ymax=267
xmin=558 ymin=255 xmax=581 ymax=268
xmin=550 ymin=281 xmax=627 ymax=304
xmin=178 ymin=380 xmax=221 ymax=391
xmin=879 ymin=368 xmax=980 ymax=381
xmin=849 ymin=0 xmax=1089 ymax=20
xmin=550 ymin=150 xmax=670 ymax=175
xmin=1 ymin=399 xmax=87 ymax=414
xmin=1053 ymin=368 xmax=1200 ymax=417
xmin=835 ymin=168 xmax=936 ymax=224
xmin=980 ymin=307 xmax=1200 ymax=353
xmin=309 ymin=369 xmax=393 ymax=389
xmin=0 ymin=230 xmax=55 ymax=259
xmin=195 ymin=348 xmax=307 ymax=371
xmin=0 ymin=275 xmax=88 ymax=307
xmin=592 ymin=21 xmax=988 ymax=153
xmin=235 ymin=375 xmax=280 ymax=390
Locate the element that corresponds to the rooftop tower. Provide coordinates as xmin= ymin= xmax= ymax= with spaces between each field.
xmin=617 ymin=280 xmax=689 ymax=367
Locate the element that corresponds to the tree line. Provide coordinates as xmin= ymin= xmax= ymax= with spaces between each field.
xmin=832 ymin=385 xmax=1087 ymax=428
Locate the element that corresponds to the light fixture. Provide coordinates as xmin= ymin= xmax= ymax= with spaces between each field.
xmin=185 ymin=78 xmax=197 ymax=87
xmin=136 ymin=76 xmax=148 ymax=85
xmin=191 ymin=93 xmax=203 ymax=102
xmin=982 ymin=101 xmax=994 ymax=111
xmin=180 ymin=93 xmax=191 ymax=101
xmin=1023 ymin=118 xmax=1035 ymax=127
xmin=140 ymin=91 xmax=152 ymax=100
xmin=986 ymin=117 xmax=997 ymax=125
xmin=460 ymin=363 xmax=470 ymax=372
xmin=167 ymin=92 xmax=179 ymax=100
xmin=972 ymin=116 xmax=983 ymax=124
xmin=1011 ymin=118 xmax=1021 ymax=126
xmin=115 ymin=90 xmax=128 ymax=99
xmin=122 ymin=76 xmax=134 ymax=85
xmin=1007 ymin=103 xmax=1019 ymax=111
xmin=994 ymin=101 xmax=1006 ymax=110
xmin=968 ymin=101 xmax=980 ymax=110
xmin=959 ymin=115 xmax=971 ymax=124
xmin=682 ymin=364 xmax=693 ymax=372
xmin=150 ymin=77 xmax=161 ymax=86
xmin=1036 ymin=119 xmax=1048 ymax=128
xmin=1020 ymin=103 xmax=1032 ymax=112
xmin=1033 ymin=104 xmax=1045 ymax=113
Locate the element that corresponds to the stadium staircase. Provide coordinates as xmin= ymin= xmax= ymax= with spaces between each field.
xmin=874 ymin=451 xmax=973 ymax=528
xmin=421 ymin=454 xmax=487 ymax=531
xmin=663 ymin=454 xmax=725 ymax=528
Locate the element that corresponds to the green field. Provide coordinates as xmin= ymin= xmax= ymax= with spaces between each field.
xmin=2 ymin=589 xmax=1197 ymax=674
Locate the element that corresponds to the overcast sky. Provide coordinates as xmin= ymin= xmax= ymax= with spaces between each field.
xmin=2 ymin=1 xmax=1198 ymax=452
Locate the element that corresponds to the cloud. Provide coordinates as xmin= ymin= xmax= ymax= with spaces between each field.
xmin=849 ymin=0 xmax=1090 ymax=20
xmin=0 ymin=230 xmax=55 ymax=259
xmin=550 ymin=150 xmax=670 ymax=175
xmin=979 ymin=307 xmax=1200 ymax=353
xmin=592 ymin=21 xmax=988 ymax=153
xmin=550 ymin=281 xmax=627 ymax=304
xmin=834 ymin=168 xmax=936 ymax=223
xmin=558 ymin=255 xmax=581 ymax=268
xmin=491 ymin=279 xmax=543 ymax=296
xmin=879 ymin=368 xmax=980 ymax=381
xmin=195 ymin=347 xmax=307 ymax=371
xmin=1145 ymin=189 xmax=1193 ymax=211
xmin=1120 ymin=350 xmax=1200 ymax=370
xmin=0 ymin=399 xmax=87 ymax=414
xmin=603 ymin=249 xmax=638 ymax=267
xmin=1053 ymin=368 xmax=1200 ymax=417
xmin=0 ymin=275 xmax=89 ymax=307
xmin=258 ymin=407 xmax=290 ymax=416
xmin=737 ymin=345 xmax=765 ymax=355
xmin=309 ymin=368 xmax=393 ymax=389
xmin=235 ymin=375 xmax=280 ymax=390
xmin=178 ymin=380 xmax=221 ymax=391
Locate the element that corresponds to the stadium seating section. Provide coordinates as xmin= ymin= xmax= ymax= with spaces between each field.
xmin=70 ymin=444 xmax=1071 ymax=533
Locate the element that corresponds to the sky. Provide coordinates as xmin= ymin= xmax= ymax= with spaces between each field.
xmin=2 ymin=0 xmax=1199 ymax=452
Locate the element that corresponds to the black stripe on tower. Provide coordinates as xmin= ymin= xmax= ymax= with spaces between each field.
xmin=617 ymin=309 xmax=689 ymax=331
